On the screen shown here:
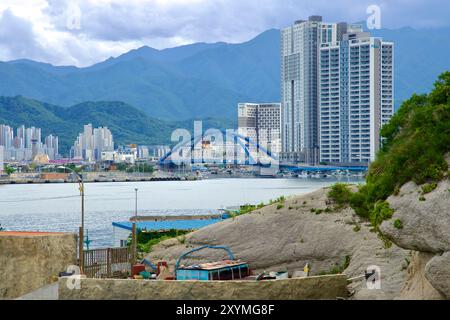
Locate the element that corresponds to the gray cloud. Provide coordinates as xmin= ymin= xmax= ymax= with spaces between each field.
xmin=0 ymin=8 xmax=45 ymax=61
xmin=0 ymin=0 xmax=449 ymax=66
xmin=51 ymin=0 xmax=450 ymax=43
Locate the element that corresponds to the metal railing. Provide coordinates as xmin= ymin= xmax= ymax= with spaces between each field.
xmin=83 ymin=247 xmax=131 ymax=278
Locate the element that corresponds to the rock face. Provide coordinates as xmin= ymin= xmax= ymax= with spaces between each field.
xmin=380 ymin=180 xmax=450 ymax=253
xmin=380 ymin=177 xmax=450 ymax=300
xmin=399 ymin=251 xmax=444 ymax=300
xmin=425 ymin=252 xmax=450 ymax=299
xmin=147 ymin=188 xmax=409 ymax=300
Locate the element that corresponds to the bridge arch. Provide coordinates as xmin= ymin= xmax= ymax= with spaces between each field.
xmin=158 ymin=130 xmax=279 ymax=166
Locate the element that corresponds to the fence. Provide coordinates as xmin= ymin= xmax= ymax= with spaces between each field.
xmin=83 ymin=247 xmax=131 ymax=278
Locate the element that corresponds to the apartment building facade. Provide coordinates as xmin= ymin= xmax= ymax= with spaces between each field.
xmin=237 ymin=103 xmax=281 ymax=155
xmin=281 ymin=16 xmax=394 ymax=165
xmin=319 ymin=30 xmax=394 ymax=164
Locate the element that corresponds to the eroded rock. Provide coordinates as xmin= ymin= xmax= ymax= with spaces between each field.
xmin=380 ymin=180 xmax=450 ymax=253
xmin=425 ymin=251 xmax=450 ymax=299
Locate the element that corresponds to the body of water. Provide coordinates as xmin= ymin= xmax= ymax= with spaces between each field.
xmin=0 ymin=177 xmax=363 ymax=247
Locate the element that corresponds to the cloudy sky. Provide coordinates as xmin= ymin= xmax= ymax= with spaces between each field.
xmin=0 ymin=0 xmax=448 ymax=67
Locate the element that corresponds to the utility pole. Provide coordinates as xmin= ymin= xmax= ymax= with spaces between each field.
xmin=59 ymin=166 xmax=85 ymax=274
xmin=131 ymin=188 xmax=138 ymax=266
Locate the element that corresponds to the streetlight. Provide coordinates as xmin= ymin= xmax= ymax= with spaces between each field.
xmin=59 ymin=165 xmax=85 ymax=273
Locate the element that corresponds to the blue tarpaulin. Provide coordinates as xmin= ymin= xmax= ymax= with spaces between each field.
xmin=112 ymin=219 xmax=223 ymax=232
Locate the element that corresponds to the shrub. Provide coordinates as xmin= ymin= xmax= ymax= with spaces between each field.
xmin=370 ymin=201 xmax=394 ymax=228
xmin=276 ymin=204 xmax=284 ymax=210
xmin=239 ymin=204 xmax=257 ymax=215
xmin=394 ymin=219 xmax=403 ymax=230
xmin=421 ymin=182 xmax=438 ymax=195
xmin=131 ymin=229 xmax=190 ymax=253
xmin=334 ymin=72 xmax=450 ymax=227
xmin=328 ymin=183 xmax=352 ymax=208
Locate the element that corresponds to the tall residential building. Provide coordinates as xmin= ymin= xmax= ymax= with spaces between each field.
xmin=71 ymin=124 xmax=114 ymax=161
xmin=281 ymin=16 xmax=338 ymax=164
xmin=0 ymin=125 xmax=14 ymax=149
xmin=0 ymin=124 xmax=59 ymax=161
xmin=237 ymin=103 xmax=281 ymax=154
xmin=0 ymin=146 xmax=4 ymax=173
xmin=45 ymin=134 xmax=59 ymax=160
xmin=319 ymin=29 xmax=394 ymax=164
xmin=281 ymin=16 xmax=394 ymax=165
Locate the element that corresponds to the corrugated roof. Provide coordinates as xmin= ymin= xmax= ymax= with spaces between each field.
xmin=112 ymin=219 xmax=223 ymax=232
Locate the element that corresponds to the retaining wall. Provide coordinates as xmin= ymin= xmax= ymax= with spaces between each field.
xmin=59 ymin=275 xmax=348 ymax=300
xmin=0 ymin=232 xmax=77 ymax=299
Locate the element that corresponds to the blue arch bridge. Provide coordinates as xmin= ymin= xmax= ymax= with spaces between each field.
xmin=158 ymin=131 xmax=368 ymax=173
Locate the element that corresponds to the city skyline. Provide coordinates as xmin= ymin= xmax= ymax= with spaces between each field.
xmin=0 ymin=123 xmax=59 ymax=161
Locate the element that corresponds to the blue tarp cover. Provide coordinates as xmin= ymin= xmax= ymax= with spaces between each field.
xmin=112 ymin=219 xmax=223 ymax=232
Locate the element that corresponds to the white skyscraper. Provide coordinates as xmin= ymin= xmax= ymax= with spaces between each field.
xmin=71 ymin=124 xmax=114 ymax=161
xmin=281 ymin=16 xmax=345 ymax=164
xmin=319 ymin=29 xmax=394 ymax=164
xmin=0 ymin=146 xmax=4 ymax=173
xmin=45 ymin=134 xmax=59 ymax=160
xmin=281 ymin=17 xmax=394 ymax=165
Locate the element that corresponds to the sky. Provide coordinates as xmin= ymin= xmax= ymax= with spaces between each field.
xmin=0 ymin=0 xmax=449 ymax=67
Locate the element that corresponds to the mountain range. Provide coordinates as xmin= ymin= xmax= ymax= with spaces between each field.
xmin=2 ymin=26 xmax=448 ymax=121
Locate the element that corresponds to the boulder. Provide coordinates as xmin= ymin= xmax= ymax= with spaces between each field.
xmin=425 ymin=251 xmax=450 ymax=299
xmin=380 ymin=180 xmax=450 ymax=253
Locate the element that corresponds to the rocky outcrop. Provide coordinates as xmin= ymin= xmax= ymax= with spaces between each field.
xmin=380 ymin=180 xmax=450 ymax=253
xmin=147 ymin=187 xmax=409 ymax=300
xmin=380 ymin=177 xmax=450 ymax=300
xmin=425 ymin=252 xmax=450 ymax=299
xmin=399 ymin=251 xmax=444 ymax=300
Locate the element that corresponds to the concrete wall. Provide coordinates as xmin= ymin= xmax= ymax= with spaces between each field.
xmin=40 ymin=173 xmax=69 ymax=180
xmin=0 ymin=232 xmax=77 ymax=299
xmin=59 ymin=275 xmax=348 ymax=300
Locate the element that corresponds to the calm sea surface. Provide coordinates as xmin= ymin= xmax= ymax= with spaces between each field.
xmin=0 ymin=177 xmax=363 ymax=247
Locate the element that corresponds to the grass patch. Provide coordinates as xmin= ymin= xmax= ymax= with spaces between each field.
xmin=328 ymin=183 xmax=352 ymax=209
xmin=318 ymin=255 xmax=351 ymax=275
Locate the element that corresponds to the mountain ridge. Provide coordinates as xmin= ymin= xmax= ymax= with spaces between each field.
xmin=0 ymin=27 xmax=449 ymax=120
xmin=0 ymin=96 xmax=236 ymax=156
